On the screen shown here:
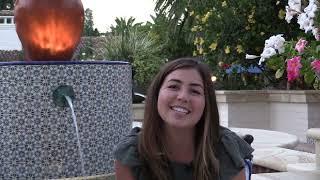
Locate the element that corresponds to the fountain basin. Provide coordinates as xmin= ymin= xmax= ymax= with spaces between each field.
xmin=0 ymin=61 xmax=132 ymax=179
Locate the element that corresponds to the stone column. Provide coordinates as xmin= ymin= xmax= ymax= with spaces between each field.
xmin=307 ymin=128 xmax=320 ymax=169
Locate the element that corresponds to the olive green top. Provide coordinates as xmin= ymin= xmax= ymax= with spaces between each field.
xmin=114 ymin=126 xmax=254 ymax=180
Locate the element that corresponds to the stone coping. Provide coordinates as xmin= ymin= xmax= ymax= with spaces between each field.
xmin=252 ymin=172 xmax=319 ymax=180
xmin=287 ymin=163 xmax=320 ymax=174
xmin=252 ymin=147 xmax=315 ymax=172
xmin=134 ymin=90 xmax=320 ymax=104
xmin=216 ymin=90 xmax=320 ymax=103
xmin=133 ymin=90 xmax=320 ymax=106
xmin=231 ymin=128 xmax=299 ymax=149
xmin=0 ymin=60 xmax=129 ymax=66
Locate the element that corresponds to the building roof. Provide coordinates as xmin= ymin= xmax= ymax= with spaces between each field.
xmin=0 ymin=10 xmax=14 ymax=16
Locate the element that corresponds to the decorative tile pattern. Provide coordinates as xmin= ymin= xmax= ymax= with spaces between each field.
xmin=0 ymin=62 xmax=132 ymax=179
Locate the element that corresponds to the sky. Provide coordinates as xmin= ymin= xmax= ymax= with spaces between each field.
xmin=82 ymin=0 xmax=156 ymax=32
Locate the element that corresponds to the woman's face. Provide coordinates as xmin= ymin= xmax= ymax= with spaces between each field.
xmin=157 ymin=68 xmax=205 ymax=129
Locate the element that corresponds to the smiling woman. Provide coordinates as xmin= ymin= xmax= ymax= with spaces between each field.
xmin=82 ymin=0 xmax=155 ymax=32
xmin=114 ymin=57 xmax=254 ymax=180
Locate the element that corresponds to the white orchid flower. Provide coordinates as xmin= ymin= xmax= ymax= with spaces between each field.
xmin=245 ymin=54 xmax=260 ymax=59
xmin=288 ymin=0 xmax=302 ymax=12
xmin=261 ymin=47 xmax=277 ymax=59
xmin=264 ymin=34 xmax=285 ymax=54
xmin=304 ymin=2 xmax=317 ymax=18
xmin=258 ymin=57 xmax=266 ymax=65
xmin=312 ymin=27 xmax=320 ymax=40
xmin=258 ymin=47 xmax=276 ymax=65
xmin=273 ymin=35 xmax=285 ymax=51
xmin=297 ymin=13 xmax=311 ymax=31
xmin=285 ymin=6 xmax=296 ymax=23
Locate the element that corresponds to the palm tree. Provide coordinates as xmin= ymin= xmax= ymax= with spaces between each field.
xmin=110 ymin=17 xmax=142 ymax=37
xmin=153 ymin=0 xmax=197 ymax=59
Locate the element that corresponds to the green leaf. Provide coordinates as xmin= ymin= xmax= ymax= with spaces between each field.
xmin=304 ymin=71 xmax=316 ymax=85
xmin=313 ymin=78 xmax=320 ymax=90
xmin=316 ymin=45 xmax=320 ymax=53
xmin=275 ymin=68 xmax=284 ymax=79
xmin=266 ymin=56 xmax=284 ymax=70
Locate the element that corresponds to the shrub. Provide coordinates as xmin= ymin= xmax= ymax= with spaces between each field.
xmin=188 ymin=0 xmax=301 ymax=89
xmin=97 ymin=25 xmax=165 ymax=91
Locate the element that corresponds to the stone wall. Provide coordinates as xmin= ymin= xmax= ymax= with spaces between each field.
xmin=216 ymin=90 xmax=320 ymax=142
xmin=133 ymin=90 xmax=320 ymax=143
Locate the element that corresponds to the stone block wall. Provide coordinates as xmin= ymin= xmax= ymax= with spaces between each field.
xmin=216 ymin=90 xmax=320 ymax=142
xmin=133 ymin=90 xmax=320 ymax=143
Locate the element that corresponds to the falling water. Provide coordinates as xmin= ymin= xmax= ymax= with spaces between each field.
xmin=65 ymin=95 xmax=86 ymax=176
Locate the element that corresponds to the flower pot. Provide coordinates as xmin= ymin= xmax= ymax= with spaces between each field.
xmin=14 ymin=0 xmax=84 ymax=61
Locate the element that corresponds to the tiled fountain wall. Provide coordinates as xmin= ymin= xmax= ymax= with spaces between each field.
xmin=0 ymin=61 xmax=132 ymax=179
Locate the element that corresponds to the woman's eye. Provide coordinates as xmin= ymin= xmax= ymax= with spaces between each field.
xmin=191 ymin=90 xmax=200 ymax=94
xmin=168 ymin=85 xmax=178 ymax=89
xmin=191 ymin=89 xmax=202 ymax=95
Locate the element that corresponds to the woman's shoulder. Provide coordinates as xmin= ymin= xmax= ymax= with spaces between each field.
xmin=217 ymin=126 xmax=254 ymax=179
xmin=218 ymin=126 xmax=254 ymax=163
xmin=113 ymin=127 xmax=142 ymax=167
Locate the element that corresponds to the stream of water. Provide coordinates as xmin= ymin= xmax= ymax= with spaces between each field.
xmin=65 ymin=95 xmax=86 ymax=176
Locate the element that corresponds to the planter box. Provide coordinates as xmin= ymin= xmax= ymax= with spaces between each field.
xmin=132 ymin=90 xmax=320 ymax=142
xmin=216 ymin=90 xmax=320 ymax=142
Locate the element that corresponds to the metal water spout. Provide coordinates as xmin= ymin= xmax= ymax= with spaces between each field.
xmin=53 ymin=85 xmax=75 ymax=107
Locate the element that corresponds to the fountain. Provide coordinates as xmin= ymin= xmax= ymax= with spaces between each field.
xmin=287 ymin=128 xmax=320 ymax=174
xmin=0 ymin=0 xmax=131 ymax=179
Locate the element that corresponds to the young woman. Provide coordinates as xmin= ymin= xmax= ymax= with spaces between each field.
xmin=114 ymin=58 xmax=254 ymax=180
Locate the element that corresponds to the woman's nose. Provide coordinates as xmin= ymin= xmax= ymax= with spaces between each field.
xmin=177 ymin=89 xmax=189 ymax=102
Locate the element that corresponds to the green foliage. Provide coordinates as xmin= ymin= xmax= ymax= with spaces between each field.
xmin=153 ymin=0 xmax=302 ymax=89
xmin=110 ymin=17 xmax=143 ymax=36
xmin=83 ymin=8 xmax=100 ymax=37
xmin=80 ymin=8 xmax=100 ymax=60
xmin=99 ymin=18 xmax=166 ymax=90
xmin=0 ymin=0 xmax=14 ymax=10
xmin=264 ymin=39 xmax=320 ymax=89
xmin=153 ymin=1 xmax=195 ymax=59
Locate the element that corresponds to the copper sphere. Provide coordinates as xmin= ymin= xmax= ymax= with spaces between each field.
xmin=14 ymin=0 xmax=84 ymax=61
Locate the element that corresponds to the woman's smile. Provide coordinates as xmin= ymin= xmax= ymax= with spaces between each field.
xmin=170 ymin=106 xmax=190 ymax=114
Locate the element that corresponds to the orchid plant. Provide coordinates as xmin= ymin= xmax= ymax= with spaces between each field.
xmin=247 ymin=0 xmax=320 ymax=89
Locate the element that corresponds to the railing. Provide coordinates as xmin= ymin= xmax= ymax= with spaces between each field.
xmin=0 ymin=16 xmax=14 ymax=25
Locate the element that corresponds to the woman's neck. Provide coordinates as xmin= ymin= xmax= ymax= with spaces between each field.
xmin=164 ymin=126 xmax=195 ymax=164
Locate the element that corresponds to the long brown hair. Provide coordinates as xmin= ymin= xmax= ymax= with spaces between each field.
xmin=138 ymin=57 xmax=220 ymax=180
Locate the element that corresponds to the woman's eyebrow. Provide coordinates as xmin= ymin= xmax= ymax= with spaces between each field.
xmin=168 ymin=79 xmax=203 ymax=89
xmin=190 ymin=83 xmax=203 ymax=88
xmin=167 ymin=79 xmax=182 ymax=83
